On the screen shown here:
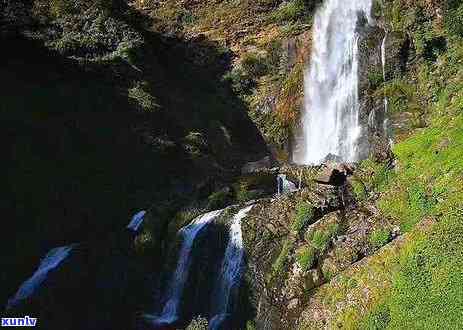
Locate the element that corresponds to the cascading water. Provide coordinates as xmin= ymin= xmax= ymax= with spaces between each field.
xmin=127 ymin=210 xmax=146 ymax=232
xmin=381 ymin=32 xmax=393 ymax=145
xmin=145 ymin=209 xmax=224 ymax=326
xmin=6 ymin=245 xmax=75 ymax=310
xmin=381 ymin=32 xmax=388 ymax=115
xmin=294 ymin=0 xmax=373 ymax=165
xmin=209 ymin=205 xmax=254 ymax=330
xmin=277 ymin=174 xmax=298 ymax=196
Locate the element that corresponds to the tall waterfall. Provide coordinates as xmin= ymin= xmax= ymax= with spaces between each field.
xmin=6 ymin=245 xmax=75 ymax=310
xmin=146 ymin=209 xmax=223 ymax=326
xmin=209 ymin=205 xmax=254 ymax=330
xmin=294 ymin=0 xmax=373 ymax=165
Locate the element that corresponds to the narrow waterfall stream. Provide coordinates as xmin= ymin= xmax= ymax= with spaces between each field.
xmin=127 ymin=210 xmax=146 ymax=232
xmin=381 ymin=32 xmax=389 ymax=115
xmin=209 ymin=205 xmax=254 ymax=330
xmin=146 ymin=209 xmax=224 ymax=326
xmin=381 ymin=32 xmax=393 ymax=145
xmin=294 ymin=0 xmax=373 ymax=165
xmin=6 ymin=245 xmax=75 ymax=310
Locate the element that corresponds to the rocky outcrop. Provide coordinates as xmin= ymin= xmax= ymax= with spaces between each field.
xmin=239 ymin=166 xmax=396 ymax=329
xmin=315 ymin=163 xmax=354 ymax=186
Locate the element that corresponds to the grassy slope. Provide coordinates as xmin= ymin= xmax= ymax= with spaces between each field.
xmin=299 ymin=0 xmax=463 ymax=328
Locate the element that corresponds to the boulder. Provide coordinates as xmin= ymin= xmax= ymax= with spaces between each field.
xmin=304 ymin=268 xmax=323 ymax=291
xmin=316 ymin=163 xmax=353 ymax=185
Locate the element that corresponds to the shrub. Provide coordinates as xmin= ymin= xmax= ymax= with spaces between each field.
xmin=368 ymin=71 xmax=384 ymax=90
xmin=241 ymin=52 xmax=269 ymax=78
xmin=37 ymin=0 xmax=114 ymax=18
xmin=234 ymin=181 xmax=254 ymax=203
xmin=183 ymin=132 xmax=208 ymax=158
xmin=207 ymin=189 xmax=230 ymax=210
xmin=186 ymin=316 xmax=208 ymax=330
xmin=277 ymin=61 xmax=304 ymax=125
xmin=270 ymin=0 xmax=308 ymax=24
xmin=265 ymin=40 xmax=283 ymax=75
xmin=292 ymin=201 xmax=314 ymax=233
xmin=310 ymin=223 xmax=340 ymax=252
xmin=369 ymin=228 xmax=391 ymax=250
xmin=246 ymin=321 xmax=257 ymax=330
xmin=223 ymin=67 xmax=255 ymax=95
xmin=128 ymin=81 xmax=159 ymax=112
xmin=224 ymin=52 xmax=269 ymax=95
xmin=296 ymin=245 xmax=316 ymax=271
xmin=134 ymin=230 xmax=154 ymax=254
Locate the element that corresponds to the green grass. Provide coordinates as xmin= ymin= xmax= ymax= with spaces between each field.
xmin=310 ymin=223 xmax=340 ymax=252
xmin=292 ymin=201 xmax=314 ymax=233
xmin=271 ymin=239 xmax=294 ymax=278
xmin=360 ymin=303 xmax=391 ymax=330
xmin=296 ymin=245 xmax=316 ymax=271
xmin=351 ymin=177 xmax=368 ymax=201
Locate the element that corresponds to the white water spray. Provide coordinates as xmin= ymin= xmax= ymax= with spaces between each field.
xmin=209 ymin=205 xmax=254 ymax=330
xmin=294 ymin=0 xmax=373 ymax=165
xmin=6 ymin=245 xmax=75 ymax=310
xmin=145 ymin=209 xmax=223 ymax=326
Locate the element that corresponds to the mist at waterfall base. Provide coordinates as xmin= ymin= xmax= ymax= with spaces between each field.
xmin=293 ymin=0 xmax=373 ymax=165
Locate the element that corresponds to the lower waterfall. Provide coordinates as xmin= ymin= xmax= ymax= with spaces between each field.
xmin=127 ymin=210 xmax=146 ymax=232
xmin=209 ymin=205 xmax=254 ymax=330
xmin=146 ymin=209 xmax=224 ymax=326
xmin=6 ymin=245 xmax=75 ymax=310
